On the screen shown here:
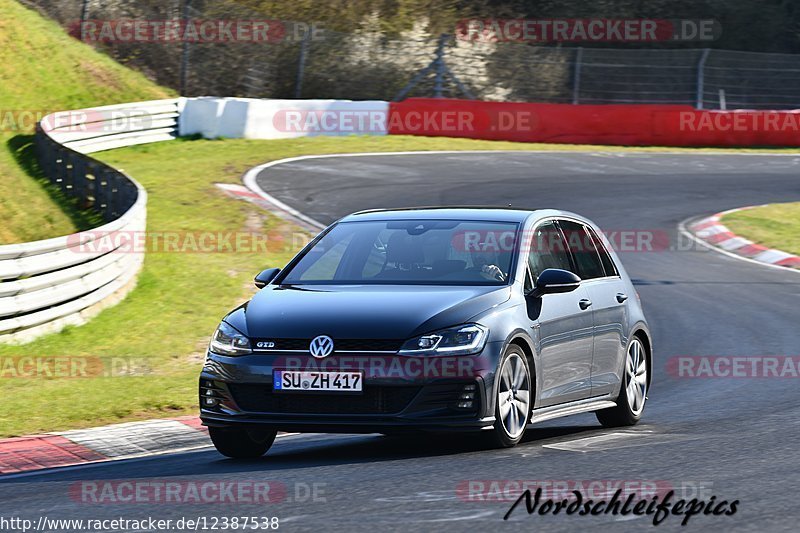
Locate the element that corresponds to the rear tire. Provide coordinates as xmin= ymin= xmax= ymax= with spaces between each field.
xmin=209 ymin=427 xmax=277 ymax=458
xmin=596 ymin=336 xmax=648 ymax=427
xmin=485 ymin=345 xmax=532 ymax=448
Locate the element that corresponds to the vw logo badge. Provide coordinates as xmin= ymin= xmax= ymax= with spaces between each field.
xmin=309 ymin=335 xmax=334 ymax=358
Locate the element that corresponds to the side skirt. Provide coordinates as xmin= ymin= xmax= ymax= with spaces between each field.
xmin=530 ymin=397 xmax=617 ymax=425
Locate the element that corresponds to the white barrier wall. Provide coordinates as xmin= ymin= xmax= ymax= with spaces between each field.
xmin=179 ymin=97 xmax=389 ymax=139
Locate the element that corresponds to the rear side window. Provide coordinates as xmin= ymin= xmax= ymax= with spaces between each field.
xmin=558 ymin=220 xmax=605 ymax=280
xmin=528 ymin=221 xmax=573 ymax=279
xmin=586 ymin=226 xmax=619 ymax=277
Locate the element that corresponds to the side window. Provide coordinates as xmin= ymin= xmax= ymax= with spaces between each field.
xmin=558 ymin=220 xmax=605 ymax=280
xmin=586 ymin=226 xmax=619 ymax=277
xmin=528 ymin=221 xmax=573 ymax=279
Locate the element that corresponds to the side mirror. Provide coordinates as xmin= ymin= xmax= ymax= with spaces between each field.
xmin=254 ymin=268 xmax=281 ymax=289
xmin=529 ymin=268 xmax=581 ymax=298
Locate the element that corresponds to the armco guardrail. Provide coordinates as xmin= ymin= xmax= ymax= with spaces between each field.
xmin=0 ymin=99 xmax=180 ymax=344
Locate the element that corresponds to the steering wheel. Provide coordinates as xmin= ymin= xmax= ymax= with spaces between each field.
xmin=480 ymin=264 xmax=507 ymax=282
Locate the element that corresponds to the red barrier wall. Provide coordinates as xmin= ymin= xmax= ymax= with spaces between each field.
xmin=388 ymin=98 xmax=800 ymax=147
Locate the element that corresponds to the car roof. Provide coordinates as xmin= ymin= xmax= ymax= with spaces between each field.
xmin=339 ymin=207 xmax=577 ymax=224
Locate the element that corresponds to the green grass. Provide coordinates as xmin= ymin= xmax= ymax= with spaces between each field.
xmin=0 ymin=0 xmax=174 ymax=244
xmin=722 ymin=202 xmax=800 ymax=257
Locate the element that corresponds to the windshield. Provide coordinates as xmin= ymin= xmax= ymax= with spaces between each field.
xmin=281 ymin=219 xmax=519 ymax=286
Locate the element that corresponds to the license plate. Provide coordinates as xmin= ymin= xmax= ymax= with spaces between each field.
xmin=273 ymin=371 xmax=363 ymax=392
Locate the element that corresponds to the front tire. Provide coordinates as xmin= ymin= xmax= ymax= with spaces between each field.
xmin=209 ymin=427 xmax=277 ymax=458
xmin=486 ymin=345 xmax=532 ymax=448
xmin=596 ymin=336 xmax=648 ymax=427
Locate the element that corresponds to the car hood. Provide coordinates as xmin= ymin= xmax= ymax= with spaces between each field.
xmin=225 ymin=284 xmax=511 ymax=340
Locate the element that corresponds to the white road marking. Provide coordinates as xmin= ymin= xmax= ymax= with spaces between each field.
xmin=542 ymin=431 xmax=656 ymax=453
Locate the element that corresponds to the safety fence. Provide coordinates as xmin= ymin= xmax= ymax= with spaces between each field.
xmin=19 ymin=0 xmax=800 ymax=109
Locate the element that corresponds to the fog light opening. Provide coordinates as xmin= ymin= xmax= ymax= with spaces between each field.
xmin=454 ymin=383 xmax=478 ymax=410
xmin=201 ymin=381 xmax=223 ymax=407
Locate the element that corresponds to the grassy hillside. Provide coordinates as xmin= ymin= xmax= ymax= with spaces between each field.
xmin=0 ymin=0 xmax=174 ymax=244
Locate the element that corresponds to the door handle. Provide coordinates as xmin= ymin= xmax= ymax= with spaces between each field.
xmin=616 ymin=293 xmax=628 ymax=303
xmin=579 ymin=299 xmax=592 ymax=310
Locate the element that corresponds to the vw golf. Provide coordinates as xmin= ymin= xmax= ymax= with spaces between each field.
xmin=200 ymin=208 xmax=651 ymax=457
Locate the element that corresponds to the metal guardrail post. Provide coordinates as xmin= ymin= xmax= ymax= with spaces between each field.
xmin=94 ymin=165 xmax=110 ymax=220
xmin=394 ymin=34 xmax=475 ymax=101
xmin=294 ymin=31 xmax=311 ymax=98
xmin=72 ymin=156 xmax=87 ymax=208
xmin=433 ymin=34 xmax=447 ymax=98
xmin=696 ymin=49 xmax=711 ymax=110
xmin=64 ymin=152 xmax=76 ymax=198
xmin=572 ymin=47 xmax=583 ymax=105
xmin=107 ymin=170 xmax=121 ymax=220
xmin=79 ymin=0 xmax=90 ymax=41
xmin=179 ymin=0 xmax=192 ymax=96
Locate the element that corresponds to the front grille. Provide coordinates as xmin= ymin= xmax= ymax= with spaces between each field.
xmin=252 ymin=338 xmax=403 ymax=352
xmin=228 ymin=383 xmax=421 ymax=414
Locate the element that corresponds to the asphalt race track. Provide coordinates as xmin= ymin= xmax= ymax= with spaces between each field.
xmin=3 ymin=151 xmax=800 ymax=532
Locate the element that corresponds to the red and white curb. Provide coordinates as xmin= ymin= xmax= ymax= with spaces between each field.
xmin=0 ymin=416 xmax=209 ymax=475
xmin=687 ymin=206 xmax=800 ymax=270
xmin=216 ymin=182 xmax=324 ymax=232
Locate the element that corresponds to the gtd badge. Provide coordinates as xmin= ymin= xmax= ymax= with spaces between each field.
xmin=309 ymin=335 xmax=334 ymax=358
xmin=256 ymin=341 xmax=276 ymax=349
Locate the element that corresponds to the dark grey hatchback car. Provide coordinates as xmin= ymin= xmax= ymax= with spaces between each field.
xmin=201 ymin=208 xmax=651 ymax=457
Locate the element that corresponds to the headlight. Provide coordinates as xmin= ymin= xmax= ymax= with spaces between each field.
xmin=399 ymin=324 xmax=488 ymax=356
xmin=209 ymin=321 xmax=252 ymax=356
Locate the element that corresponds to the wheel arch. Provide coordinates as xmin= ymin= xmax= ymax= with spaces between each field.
xmin=631 ymin=326 xmax=653 ymax=390
xmin=506 ymin=333 xmax=539 ymax=408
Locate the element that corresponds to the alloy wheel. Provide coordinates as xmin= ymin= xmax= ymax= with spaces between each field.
xmin=497 ymin=352 xmax=531 ymax=439
xmin=626 ymin=338 xmax=647 ymax=416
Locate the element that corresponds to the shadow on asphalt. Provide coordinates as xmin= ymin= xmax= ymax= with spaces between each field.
xmin=176 ymin=425 xmax=603 ymax=475
xmin=0 ymin=424 xmax=616 ymax=483
xmin=196 ymin=424 xmax=605 ymax=474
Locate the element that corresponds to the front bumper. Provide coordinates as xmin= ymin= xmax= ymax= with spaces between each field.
xmin=199 ymin=348 xmax=501 ymax=433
